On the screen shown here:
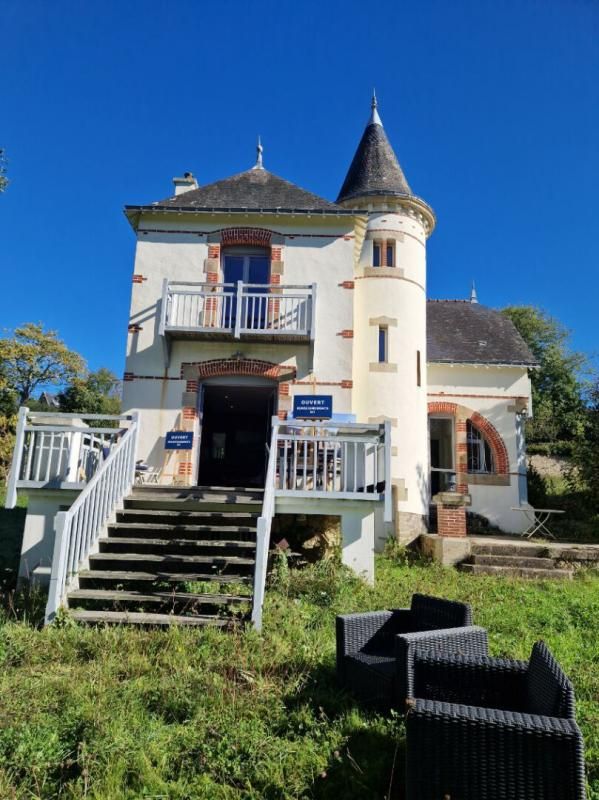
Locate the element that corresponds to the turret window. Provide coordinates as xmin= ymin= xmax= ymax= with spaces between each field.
xmin=373 ymin=242 xmax=382 ymax=267
xmin=386 ymin=242 xmax=395 ymax=267
xmin=378 ymin=326 xmax=388 ymax=363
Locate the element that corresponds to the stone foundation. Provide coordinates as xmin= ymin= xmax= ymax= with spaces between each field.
xmin=396 ymin=510 xmax=428 ymax=545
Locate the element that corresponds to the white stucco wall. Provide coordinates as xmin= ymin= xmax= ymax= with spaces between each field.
xmin=428 ymin=363 xmax=532 ymax=532
xmin=122 ymin=212 xmax=357 ymax=479
xmin=352 ymin=207 xmax=430 ymax=534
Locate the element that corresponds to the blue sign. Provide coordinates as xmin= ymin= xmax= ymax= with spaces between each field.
xmin=292 ymin=395 xmax=333 ymax=420
xmin=165 ymin=431 xmax=194 ymax=450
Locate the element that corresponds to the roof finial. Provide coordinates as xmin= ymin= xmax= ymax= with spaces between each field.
xmin=470 ymin=280 xmax=479 ymax=304
xmin=252 ymin=135 xmax=264 ymax=170
xmin=369 ymin=88 xmax=382 ymax=126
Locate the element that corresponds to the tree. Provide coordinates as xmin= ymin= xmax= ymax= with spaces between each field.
xmin=0 ymin=323 xmax=86 ymax=406
xmin=59 ymin=368 xmax=121 ymax=416
xmin=0 ymin=148 xmax=8 ymax=193
xmin=569 ymin=380 xmax=599 ymax=505
xmin=501 ymin=306 xmax=587 ymax=443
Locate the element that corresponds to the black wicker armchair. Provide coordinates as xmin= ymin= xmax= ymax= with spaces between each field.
xmin=336 ymin=593 xmax=488 ymax=711
xmin=406 ymin=640 xmax=586 ymax=800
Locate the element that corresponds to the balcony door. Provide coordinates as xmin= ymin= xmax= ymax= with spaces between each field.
xmin=223 ymin=249 xmax=270 ymax=330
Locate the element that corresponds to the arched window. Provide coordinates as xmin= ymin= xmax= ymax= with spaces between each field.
xmin=467 ymin=419 xmax=495 ymax=473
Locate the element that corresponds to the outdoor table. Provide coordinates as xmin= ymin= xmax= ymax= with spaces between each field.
xmin=511 ymin=506 xmax=565 ymax=540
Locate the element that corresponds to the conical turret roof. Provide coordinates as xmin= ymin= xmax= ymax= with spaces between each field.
xmin=337 ymin=95 xmax=412 ymax=204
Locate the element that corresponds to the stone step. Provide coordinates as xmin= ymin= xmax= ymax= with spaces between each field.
xmin=471 ymin=554 xmax=555 ymax=569
xmin=554 ymin=548 xmax=599 ymax=563
xmin=116 ymin=508 xmax=259 ymax=526
xmin=108 ymin=522 xmax=256 ymax=541
xmin=67 ymin=588 xmax=249 ymax=613
xmin=69 ymin=609 xmax=238 ymax=628
xmin=88 ymin=552 xmax=255 ymax=575
xmin=460 ymin=563 xmax=573 ymax=580
xmin=99 ymin=536 xmax=256 ymax=556
xmin=470 ymin=543 xmax=548 ymax=558
xmin=77 ymin=569 xmax=252 ymax=590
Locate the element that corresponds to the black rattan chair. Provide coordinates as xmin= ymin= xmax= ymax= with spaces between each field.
xmin=336 ymin=593 xmax=488 ymax=711
xmin=406 ymin=640 xmax=586 ymax=799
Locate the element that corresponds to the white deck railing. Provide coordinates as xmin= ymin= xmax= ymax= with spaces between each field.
xmin=159 ymin=280 xmax=316 ymax=339
xmin=5 ymin=409 xmax=136 ymax=508
xmin=251 ymin=422 xmax=279 ymax=631
xmin=45 ymin=413 xmax=139 ymax=623
xmin=275 ymin=420 xmax=391 ymax=501
xmin=250 ymin=418 xmax=392 ymax=630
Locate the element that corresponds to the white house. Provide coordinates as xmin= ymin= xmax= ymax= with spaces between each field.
xmin=121 ymin=94 xmax=535 ymax=539
xmin=7 ymin=95 xmax=536 ymax=627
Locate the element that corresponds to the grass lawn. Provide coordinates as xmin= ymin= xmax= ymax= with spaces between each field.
xmin=0 ymin=554 xmax=597 ymax=799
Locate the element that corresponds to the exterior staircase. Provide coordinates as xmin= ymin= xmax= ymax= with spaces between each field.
xmin=459 ymin=541 xmax=574 ymax=580
xmin=66 ymin=486 xmax=263 ymax=627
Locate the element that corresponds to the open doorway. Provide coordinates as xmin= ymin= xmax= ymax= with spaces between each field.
xmin=198 ymin=383 xmax=276 ymax=488
xmin=429 ymin=416 xmax=456 ymax=495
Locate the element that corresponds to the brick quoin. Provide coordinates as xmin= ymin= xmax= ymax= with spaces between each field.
xmin=177 ymin=462 xmax=193 ymax=475
xmin=220 ymin=228 xmax=273 ymax=247
xmin=277 ymin=410 xmax=288 ymax=421
xmin=132 ymin=274 xmax=146 ymax=284
xmin=339 ymin=330 xmax=354 ymax=338
xmin=182 ymin=407 xmax=197 ymax=420
xmin=208 ymin=245 xmax=220 ymax=259
xmin=278 ymin=382 xmax=290 ymax=396
xmin=182 ymin=359 xmax=296 ymax=382
xmin=186 ymin=380 xmax=198 ymax=393
xmin=270 ymin=246 xmax=282 ymax=260
xmin=339 ymin=280 xmax=355 ymax=289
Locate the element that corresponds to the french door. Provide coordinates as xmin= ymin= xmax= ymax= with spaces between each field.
xmin=223 ymin=254 xmax=270 ymax=329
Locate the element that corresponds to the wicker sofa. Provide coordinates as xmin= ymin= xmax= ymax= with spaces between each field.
xmin=336 ymin=593 xmax=489 ymax=711
xmin=406 ymin=640 xmax=587 ymax=800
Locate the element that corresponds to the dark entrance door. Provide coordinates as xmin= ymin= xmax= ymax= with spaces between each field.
xmin=198 ymin=384 xmax=276 ymax=488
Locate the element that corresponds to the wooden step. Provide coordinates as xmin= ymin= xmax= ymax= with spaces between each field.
xmin=124 ymin=497 xmax=262 ymax=513
xmin=471 ymin=554 xmax=555 ymax=569
xmin=77 ymin=569 xmax=251 ymax=589
xmin=117 ymin=508 xmax=259 ymax=526
xmin=69 ymin=609 xmax=238 ymax=627
xmin=108 ymin=522 xmax=256 ymax=538
xmin=460 ymin=563 xmax=573 ymax=580
xmin=89 ymin=552 xmax=255 ymax=572
xmin=99 ymin=536 xmax=256 ymax=556
xmin=67 ymin=588 xmax=249 ymax=613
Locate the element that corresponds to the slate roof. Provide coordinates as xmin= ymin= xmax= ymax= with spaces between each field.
xmin=427 ymin=301 xmax=537 ymax=366
xmin=337 ymin=120 xmax=412 ymax=203
xmin=132 ymin=168 xmax=353 ymax=214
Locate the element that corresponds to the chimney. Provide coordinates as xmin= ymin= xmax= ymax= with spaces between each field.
xmin=172 ymin=171 xmax=198 ymax=196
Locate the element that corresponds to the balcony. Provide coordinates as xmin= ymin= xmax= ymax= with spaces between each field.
xmin=159 ymin=280 xmax=316 ymax=343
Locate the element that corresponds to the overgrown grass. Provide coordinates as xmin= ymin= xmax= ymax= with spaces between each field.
xmin=0 ymin=555 xmax=598 ymax=798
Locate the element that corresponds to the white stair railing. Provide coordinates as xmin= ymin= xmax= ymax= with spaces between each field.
xmin=251 ymin=419 xmax=279 ymax=631
xmin=45 ymin=412 xmax=139 ymax=624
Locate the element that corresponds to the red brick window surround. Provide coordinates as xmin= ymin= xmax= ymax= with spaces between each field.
xmin=428 ymin=401 xmax=510 ymax=494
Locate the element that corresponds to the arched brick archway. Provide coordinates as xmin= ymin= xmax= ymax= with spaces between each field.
xmin=428 ymin=401 xmax=509 ymax=493
xmin=183 ymin=358 xmax=295 ymax=383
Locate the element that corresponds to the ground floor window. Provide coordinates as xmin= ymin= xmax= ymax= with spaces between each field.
xmin=467 ymin=419 xmax=495 ymax=473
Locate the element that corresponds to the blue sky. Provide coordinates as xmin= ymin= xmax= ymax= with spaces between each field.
xmin=1 ymin=0 xmax=598 ymax=379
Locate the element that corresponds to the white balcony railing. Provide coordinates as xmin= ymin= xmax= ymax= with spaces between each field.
xmin=159 ymin=280 xmax=316 ymax=339
xmin=4 ymin=409 xmax=136 ymax=508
